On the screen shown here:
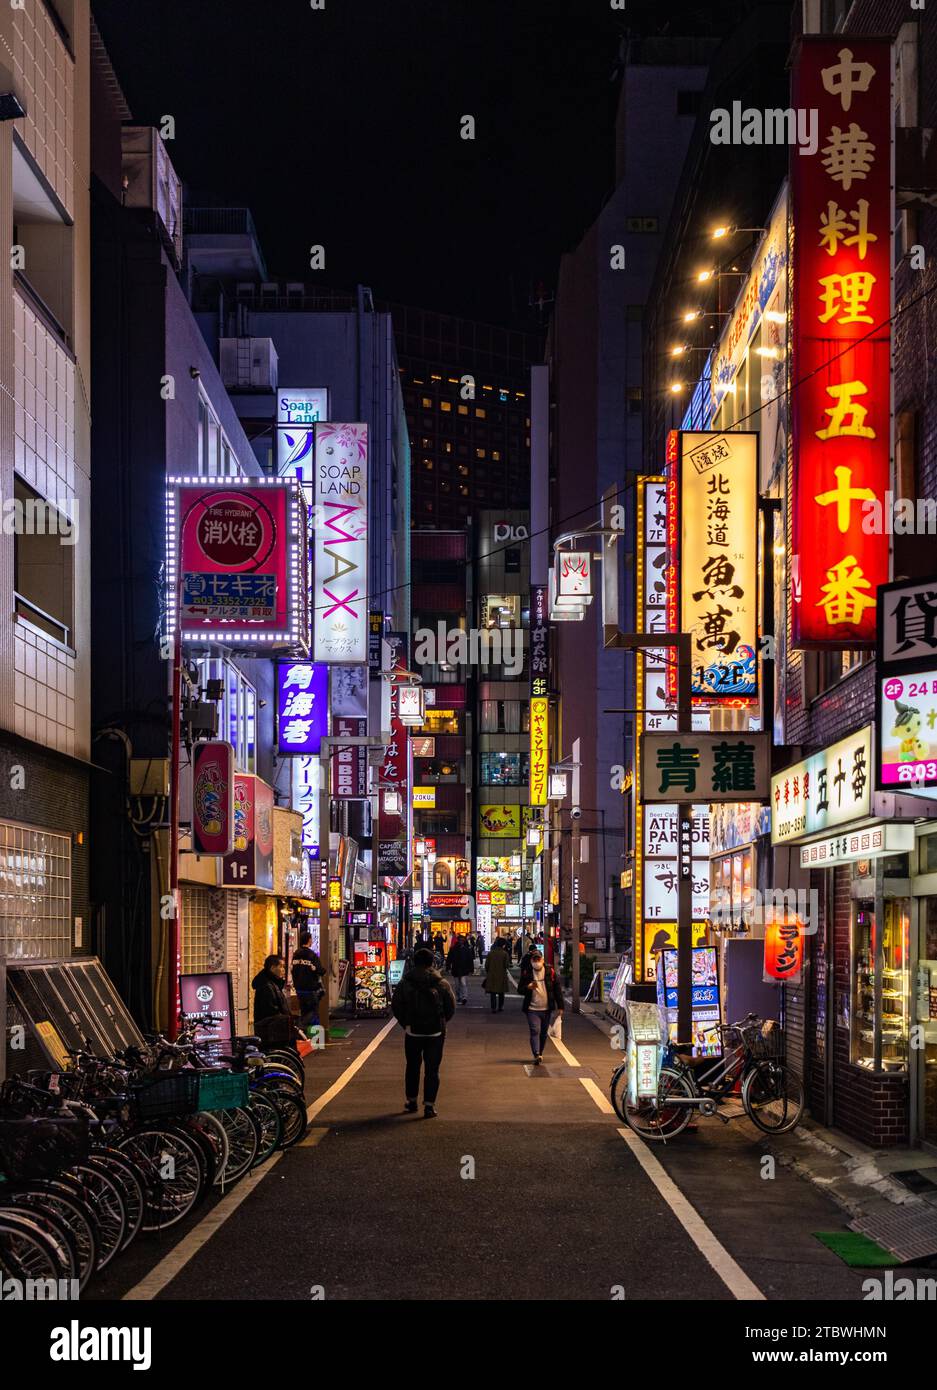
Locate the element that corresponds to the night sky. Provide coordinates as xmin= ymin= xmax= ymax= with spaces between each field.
xmin=91 ymin=0 xmax=630 ymax=328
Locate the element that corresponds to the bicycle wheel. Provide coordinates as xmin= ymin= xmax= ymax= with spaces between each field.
xmin=246 ymin=1092 xmax=282 ymax=1165
xmin=621 ymin=1066 xmax=695 ymax=1142
xmin=0 ymin=1211 xmax=70 ymax=1286
xmin=0 ymin=1198 xmax=78 ymax=1286
xmin=265 ymin=1049 xmax=305 ymax=1085
xmin=255 ymin=1067 xmax=304 ymax=1097
xmin=88 ymin=1148 xmax=146 ymax=1251
xmin=610 ymin=1064 xmax=629 ymax=1123
xmin=742 ymin=1061 xmax=805 ymax=1134
xmin=262 ymin=1089 xmax=308 ymax=1149
xmin=117 ymin=1124 xmax=207 ymax=1231
xmin=6 ymin=1183 xmax=97 ymax=1290
xmin=66 ymin=1162 xmax=127 ymax=1271
xmin=213 ymin=1106 xmax=259 ymax=1185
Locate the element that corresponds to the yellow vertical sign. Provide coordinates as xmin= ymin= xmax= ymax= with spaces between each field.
xmin=529 ymin=697 xmax=549 ymax=806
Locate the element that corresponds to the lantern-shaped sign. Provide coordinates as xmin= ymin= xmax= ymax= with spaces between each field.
xmin=763 ymin=916 xmax=804 ymax=986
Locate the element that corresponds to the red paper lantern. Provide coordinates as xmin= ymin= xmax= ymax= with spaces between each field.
xmin=764 ymin=917 xmax=804 ymax=984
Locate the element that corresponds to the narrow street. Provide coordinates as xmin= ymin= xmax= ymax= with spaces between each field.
xmin=91 ymin=975 xmax=867 ymax=1303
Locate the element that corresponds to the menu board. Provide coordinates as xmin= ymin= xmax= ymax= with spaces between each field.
xmin=655 ymin=947 xmax=721 ymax=1057
xmin=353 ymin=941 xmax=389 ymax=1014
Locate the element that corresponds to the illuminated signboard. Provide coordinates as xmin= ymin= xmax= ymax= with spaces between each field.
xmin=412 ymin=787 xmax=436 ymax=808
xmin=771 ymin=726 xmax=872 ymax=844
xmin=529 ymin=696 xmax=548 ymax=806
xmin=332 ymin=717 xmax=367 ymax=798
xmin=167 ymin=478 xmax=307 ymax=648
xmin=476 ymin=857 xmax=521 ymax=892
xmin=679 ymin=430 xmax=758 ymax=699
xmin=313 ymin=423 xmax=368 ymax=663
xmin=222 ymin=775 xmax=274 ymax=889
xmin=276 ymin=389 xmax=329 ymax=482
xmin=479 ymin=805 xmax=521 ymax=838
xmin=639 ymin=733 xmax=770 ymax=803
xmin=879 ymin=671 xmax=937 ymax=791
xmin=291 ymin=755 xmax=320 ymax=858
xmin=276 ymin=662 xmax=328 ymax=755
xmin=530 ymin=584 xmax=550 ymax=699
xmin=191 ymin=741 xmax=235 ymax=855
xmin=790 ymin=39 xmax=892 ymax=648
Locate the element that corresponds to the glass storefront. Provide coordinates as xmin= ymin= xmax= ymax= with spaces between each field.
xmin=851 ymin=897 xmax=911 ymax=1073
xmin=918 ymin=894 xmax=937 ymax=1146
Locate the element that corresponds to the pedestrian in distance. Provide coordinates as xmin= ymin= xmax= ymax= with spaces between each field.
xmin=252 ymin=954 xmax=295 ymax=1048
xmin=391 ymin=946 xmax=456 ymax=1118
xmin=446 ymin=933 xmax=475 ymax=1004
xmin=433 ymin=931 xmax=445 ymax=956
xmin=290 ymin=930 xmax=325 ymax=1035
xmin=483 ymin=936 xmax=511 ymax=1013
xmin=476 ymin=932 xmax=486 ymax=965
xmin=518 ymin=946 xmax=564 ymax=1065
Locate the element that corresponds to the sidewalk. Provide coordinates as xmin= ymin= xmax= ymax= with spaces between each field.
xmin=581 ymin=998 xmax=937 ymax=1264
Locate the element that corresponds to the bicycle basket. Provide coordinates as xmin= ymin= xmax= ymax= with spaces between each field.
xmin=0 ymin=1115 xmax=90 ymax=1180
xmin=196 ymin=1070 xmax=249 ymax=1112
xmin=744 ymin=1019 xmax=784 ymax=1061
xmin=129 ymin=1071 xmax=200 ymax=1122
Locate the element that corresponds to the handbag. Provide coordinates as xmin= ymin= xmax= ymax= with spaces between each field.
xmin=548 ymin=1015 xmax=563 ymax=1042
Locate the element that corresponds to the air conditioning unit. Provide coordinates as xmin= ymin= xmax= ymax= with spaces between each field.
xmin=121 ymin=127 xmax=183 ymax=266
xmin=218 ymin=337 xmax=278 ymax=391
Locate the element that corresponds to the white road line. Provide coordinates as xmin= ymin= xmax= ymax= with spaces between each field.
xmin=616 ymin=1127 xmax=765 ymax=1301
xmin=552 ymin=1024 xmax=765 ymax=1302
xmin=123 ymin=1024 xmax=396 ymax=1300
xmin=306 ymin=1017 xmax=397 ymax=1122
xmin=123 ymin=1154 xmax=284 ymax=1300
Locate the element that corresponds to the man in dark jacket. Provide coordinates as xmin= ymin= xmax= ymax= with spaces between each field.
xmin=446 ymin=933 xmax=475 ymax=1005
xmin=252 ymin=954 xmax=293 ymax=1047
xmin=291 ymin=931 xmax=325 ymax=1033
xmin=517 ymin=947 xmax=565 ymax=1064
xmin=391 ymin=947 xmax=456 ymax=1117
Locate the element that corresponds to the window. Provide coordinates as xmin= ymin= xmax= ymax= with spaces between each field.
xmin=440 ymin=401 xmax=452 ymax=413
xmin=851 ymin=899 xmax=910 ymax=1072
xmin=197 ymin=394 xmax=238 ymax=478
xmin=422 ymin=397 xmax=432 ymax=408
xmin=13 ymin=476 xmax=74 ymax=647
xmin=457 ymin=404 xmax=468 ymax=416
xmin=0 ymin=821 xmax=71 ymax=961
xmin=195 ymin=658 xmax=257 ymax=773
xmin=480 ymin=752 xmax=530 ymax=786
xmin=481 ymin=595 xmax=520 ymax=628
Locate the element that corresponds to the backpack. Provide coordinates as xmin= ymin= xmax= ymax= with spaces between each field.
xmin=407 ymin=976 xmax=445 ymax=1035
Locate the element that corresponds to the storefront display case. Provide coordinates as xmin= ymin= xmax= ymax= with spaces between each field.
xmin=851 ymin=899 xmax=910 ymax=1072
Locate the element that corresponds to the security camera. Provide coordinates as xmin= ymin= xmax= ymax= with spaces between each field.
xmin=571 ymin=806 xmax=582 ymax=820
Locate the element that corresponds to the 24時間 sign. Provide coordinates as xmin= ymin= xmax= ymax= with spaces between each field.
xmin=168 ymin=478 xmax=307 ymax=647
xmin=313 ymin=423 xmax=368 ymax=663
xmin=679 ymin=431 xmax=757 ymax=699
xmin=790 ymin=40 xmax=892 ymax=647
xmin=277 ymin=662 xmax=328 ymax=755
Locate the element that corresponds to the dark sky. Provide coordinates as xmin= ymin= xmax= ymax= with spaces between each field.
xmin=92 ymin=0 xmax=631 ymax=329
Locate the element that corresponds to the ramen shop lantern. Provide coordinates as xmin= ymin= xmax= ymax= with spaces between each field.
xmin=763 ymin=916 xmax=804 ymax=986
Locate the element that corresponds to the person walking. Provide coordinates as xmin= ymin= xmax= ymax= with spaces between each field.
xmin=483 ymin=936 xmax=511 ymax=1013
xmin=476 ymin=932 xmax=486 ymax=966
xmin=290 ymin=930 xmax=325 ymax=1034
xmin=251 ymin=954 xmax=294 ymax=1048
xmin=446 ymin=933 xmax=475 ymax=1004
xmin=391 ymin=946 xmax=455 ymax=1117
xmin=518 ymin=946 xmax=564 ymax=1065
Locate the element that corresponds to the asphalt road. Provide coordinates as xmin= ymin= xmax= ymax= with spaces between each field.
xmin=92 ymin=971 xmax=871 ymax=1303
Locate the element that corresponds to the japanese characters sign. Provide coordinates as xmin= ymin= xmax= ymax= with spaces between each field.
xmin=879 ymin=670 xmax=937 ymax=790
xmin=168 ymin=479 xmax=307 ymax=648
xmin=530 ymin=584 xmax=550 ymax=699
xmin=877 ymin=575 xmax=937 ymax=671
xmin=313 ymin=423 xmax=369 ymax=663
xmin=798 ymin=822 xmax=913 ymax=867
xmin=679 ymin=431 xmax=758 ymax=699
xmin=639 ymin=733 xmax=771 ymax=803
xmin=276 ymin=662 xmax=328 ymax=755
xmin=790 ymin=40 xmax=893 ymax=648
xmin=291 ymin=755 xmax=320 ymax=858
xmin=191 ymin=741 xmax=235 ymax=856
xmin=764 ymin=920 xmax=804 ymax=986
xmin=331 ymin=717 xmax=367 ymax=798
xmin=771 ymin=726 xmax=873 ymax=844
xmin=222 ymin=775 xmax=274 ymax=889
xmin=479 ymin=805 xmax=521 ymax=838
xmin=529 ymin=696 xmax=549 ymax=806
xmin=378 ymin=684 xmax=411 ymax=878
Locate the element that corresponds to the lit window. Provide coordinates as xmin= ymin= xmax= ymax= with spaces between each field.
xmin=440 ymin=401 xmax=452 ymax=413
xmin=444 ymin=442 xmax=452 ymax=454
xmin=492 ymin=451 xmax=501 ymax=462
xmin=422 ymin=397 xmax=432 ymax=408
xmin=458 ymin=465 xmax=469 ymax=476
xmin=423 ymin=459 xmax=433 ymax=470
xmin=457 ymin=404 xmax=468 ymax=415
xmin=476 ymin=448 xmax=486 ymax=460
xmin=459 ymin=485 xmax=468 ymax=496
xmin=475 ymin=408 xmax=486 ymax=419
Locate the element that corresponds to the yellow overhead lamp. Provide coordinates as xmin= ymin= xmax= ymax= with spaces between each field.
xmin=711 ymin=224 xmax=767 ymax=239
xmin=670 ymin=382 xmax=686 ymax=395
xmin=682 ymin=309 xmax=702 ymax=323
xmin=670 ymin=344 xmax=687 ymax=357
xmin=697 ymin=269 xmax=715 ymax=283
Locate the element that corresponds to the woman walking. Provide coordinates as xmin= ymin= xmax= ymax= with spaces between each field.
xmin=517 ymin=946 xmax=564 ymax=1065
xmin=483 ymin=936 xmax=511 ymax=1013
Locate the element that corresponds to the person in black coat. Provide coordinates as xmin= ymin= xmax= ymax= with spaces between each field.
xmin=517 ymin=947 xmax=565 ymax=1065
xmin=446 ymin=934 xmax=475 ymax=1005
xmin=291 ymin=931 xmax=325 ymax=1033
xmin=391 ymin=947 xmax=456 ymax=1117
xmin=252 ymin=955 xmax=294 ymax=1047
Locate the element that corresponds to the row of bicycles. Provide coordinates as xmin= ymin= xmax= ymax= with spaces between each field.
xmin=0 ymin=1021 xmax=310 ymax=1292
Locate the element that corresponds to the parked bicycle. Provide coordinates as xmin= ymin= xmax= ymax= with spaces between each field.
xmin=611 ymin=1013 xmax=805 ymax=1141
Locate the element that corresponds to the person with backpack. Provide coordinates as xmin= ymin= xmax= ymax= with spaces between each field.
xmin=391 ymin=947 xmax=456 ymax=1117
xmin=446 ymin=933 xmax=475 ymax=1004
xmin=290 ymin=930 xmax=325 ymax=1033
xmin=482 ymin=936 xmax=511 ymax=1013
xmin=517 ymin=946 xmax=565 ymax=1065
